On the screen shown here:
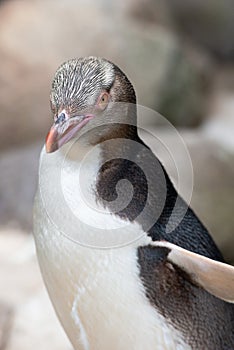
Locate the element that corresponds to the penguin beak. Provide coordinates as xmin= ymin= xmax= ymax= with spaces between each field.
xmin=46 ymin=112 xmax=94 ymax=153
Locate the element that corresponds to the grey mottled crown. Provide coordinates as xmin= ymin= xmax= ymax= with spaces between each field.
xmin=50 ymin=56 xmax=115 ymax=112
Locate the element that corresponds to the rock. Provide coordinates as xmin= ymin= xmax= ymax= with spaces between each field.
xmin=203 ymin=93 xmax=234 ymax=154
xmin=0 ymin=142 xmax=42 ymax=230
xmin=126 ymin=0 xmax=172 ymax=27
xmin=156 ymin=47 xmax=211 ymax=127
xmin=0 ymin=0 xmax=210 ymax=152
xmin=0 ymin=49 xmax=51 ymax=151
xmin=165 ymin=0 xmax=234 ymax=61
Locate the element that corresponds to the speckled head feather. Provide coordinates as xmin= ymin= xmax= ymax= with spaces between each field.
xmin=46 ymin=56 xmax=138 ymax=151
xmin=50 ymin=56 xmax=135 ymax=115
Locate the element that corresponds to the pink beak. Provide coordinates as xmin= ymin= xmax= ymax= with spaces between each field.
xmin=45 ymin=113 xmax=94 ymax=153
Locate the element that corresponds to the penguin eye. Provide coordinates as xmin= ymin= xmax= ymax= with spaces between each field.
xmin=97 ymin=92 xmax=109 ymax=110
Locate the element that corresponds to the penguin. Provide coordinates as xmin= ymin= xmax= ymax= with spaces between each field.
xmin=33 ymin=56 xmax=234 ymax=350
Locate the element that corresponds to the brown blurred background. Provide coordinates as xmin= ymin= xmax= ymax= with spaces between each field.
xmin=0 ymin=0 xmax=234 ymax=349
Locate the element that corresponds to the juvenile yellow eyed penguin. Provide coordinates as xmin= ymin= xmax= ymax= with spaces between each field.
xmin=33 ymin=57 xmax=234 ymax=350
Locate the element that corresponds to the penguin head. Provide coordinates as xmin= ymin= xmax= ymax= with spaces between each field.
xmin=46 ymin=57 xmax=137 ymax=153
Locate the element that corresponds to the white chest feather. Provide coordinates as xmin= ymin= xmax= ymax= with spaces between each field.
xmin=33 ymin=145 xmax=190 ymax=350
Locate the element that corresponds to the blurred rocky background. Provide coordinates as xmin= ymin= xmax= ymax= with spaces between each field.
xmin=0 ymin=0 xmax=234 ymax=349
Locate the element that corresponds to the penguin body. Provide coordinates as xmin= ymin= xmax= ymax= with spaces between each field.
xmin=33 ymin=57 xmax=234 ymax=350
xmin=34 ymin=203 xmax=190 ymax=350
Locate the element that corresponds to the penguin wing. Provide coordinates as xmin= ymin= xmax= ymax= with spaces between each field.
xmin=150 ymin=241 xmax=234 ymax=303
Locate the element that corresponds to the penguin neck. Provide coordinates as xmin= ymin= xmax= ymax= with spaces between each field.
xmin=59 ymin=140 xmax=102 ymax=193
xmin=94 ymin=129 xmax=180 ymax=229
xmin=59 ymin=125 xmax=179 ymax=229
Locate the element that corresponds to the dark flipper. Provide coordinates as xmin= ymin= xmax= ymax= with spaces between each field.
xmin=138 ymin=243 xmax=234 ymax=350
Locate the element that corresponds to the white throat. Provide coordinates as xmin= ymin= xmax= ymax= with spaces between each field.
xmin=38 ymin=141 xmax=146 ymax=248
